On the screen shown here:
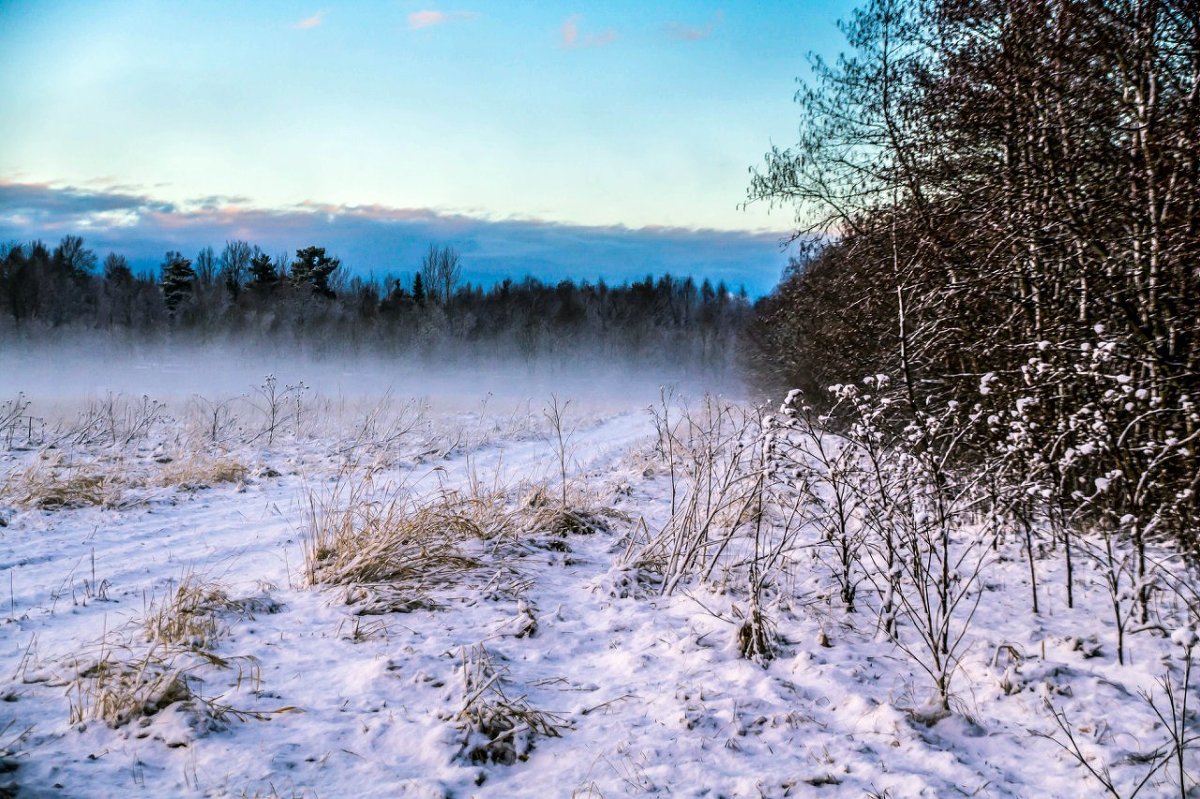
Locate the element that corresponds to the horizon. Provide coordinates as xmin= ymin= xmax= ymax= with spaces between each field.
xmin=0 ymin=1 xmax=856 ymax=295
xmin=0 ymin=180 xmax=783 ymax=295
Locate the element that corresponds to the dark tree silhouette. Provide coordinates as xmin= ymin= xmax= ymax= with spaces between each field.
xmin=103 ymin=253 xmax=133 ymax=284
xmin=247 ymin=250 xmax=279 ymax=292
xmin=53 ymin=235 xmax=96 ymax=278
xmin=160 ymin=251 xmax=196 ymax=315
xmin=290 ymin=246 xmax=340 ymax=298
xmin=412 ymin=272 xmax=426 ymax=306
xmin=0 ymin=233 xmax=751 ymax=373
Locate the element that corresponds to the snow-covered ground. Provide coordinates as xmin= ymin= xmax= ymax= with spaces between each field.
xmin=1 ymin=371 xmax=1196 ymax=798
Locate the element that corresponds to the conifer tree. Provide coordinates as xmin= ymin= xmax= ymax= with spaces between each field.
xmin=412 ymin=272 xmax=426 ymax=306
xmin=160 ymin=251 xmax=195 ymax=315
xmin=247 ymin=250 xmax=279 ymax=291
xmin=290 ymin=246 xmax=340 ymax=298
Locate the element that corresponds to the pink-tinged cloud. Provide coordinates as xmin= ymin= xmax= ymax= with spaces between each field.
xmin=561 ymin=15 xmax=616 ymax=49
xmin=292 ymin=10 xmax=326 ymax=30
xmin=407 ymin=10 xmax=478 ymax=30
xmin=667 ymin=12 xmax=723 ymax=41
xmin=562 ymin=15 xmax=579 ymax=47
xmin=408 ymin=10 xmax=445 ymax=29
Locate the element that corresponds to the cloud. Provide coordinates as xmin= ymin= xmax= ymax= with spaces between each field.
xmin=407 ymin=10 xmax=478 ymax=30
xmin=667 ymin=11 xmax=723 ymax=41
xmin=292 ymin=10 xmax=326 ymax=30
xmin=0 ymin=180 xmax=175 ymax=227
xmin=0 ymin=181 xmax=792 ymax=295
xmin=561 ymin=15 xmax=616 ymax=49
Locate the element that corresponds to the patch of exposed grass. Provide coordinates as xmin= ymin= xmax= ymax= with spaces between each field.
xmin=0 ymin=450 xmax=250 ymax=513
xmin=155 ymin=456 xmax=247 ymax=491
xmin=1 ymin=457 xmax=123 ymax=510
xmin=69 ymin=645 xmax=196 ymax=729
xmin=305 ymin=465 xmax=629 ymax=614
xmin=519 ymin=484 xmax=630 ymax=549
xmin=0 ymin=719 xmax=30 ymax=797
xmin=304 ymin=476 xmax=487 ymax=614
xmin=302 ymin=466 xmax=558 ymax=612
xmin=145 ymin=574 xmax=242 ymax=650
xmin=453 ymin=644 xmax=568 ymax=765
xmin=67 ymin=642 xmax=262 ymax=733
xmin=67 ymin=576 xmax=268 ymax=733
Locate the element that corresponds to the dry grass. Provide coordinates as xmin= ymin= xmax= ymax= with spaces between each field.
xmin=155 ymin=455 xmax=247 ymax=491
xmin=736 ymin=600 xmax=777 ymax=664
xmin=304 ymin=464 xmax=629 ymax=614
xmin=304 ymin=474 xmax=489 ymax=614
xmin=68 ymin=575 xmax=267 ymax=731
xmin=0 ymin=719 xmax=30 ymax=795
xmin=0 ymin=448 xmax=250 ymax=513
xmin=453 ymin=644 xmax=568 ymax=765
xmin=68 ymin=644 xmax=197 ymax=728
xmin=145 ymin=573 xmax=243 ymax=650
xmin=427 ymin=486 xmax=524 ymax=541
xmin=1 ymin=456 xmax=123 ymax=510
xmin=67 ymin=643 xmax=262 ymax=731
xmin=518 ymin=483 xmax=630 ymax=550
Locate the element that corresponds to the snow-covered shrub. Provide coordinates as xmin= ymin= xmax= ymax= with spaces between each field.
xmin=634 ymin=395 xmax=763 ymax=594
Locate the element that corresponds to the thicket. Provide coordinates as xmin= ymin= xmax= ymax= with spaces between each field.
xmin=0 ymin=238 xmax=750 ymax=366
xmin=748 ymin=0 xmax=1200 ymax=558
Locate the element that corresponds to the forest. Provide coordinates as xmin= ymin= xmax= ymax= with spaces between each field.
xmin=0 ymin=238 xmax=751 ymax=366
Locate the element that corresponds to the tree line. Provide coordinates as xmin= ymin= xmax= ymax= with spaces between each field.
xmin=0 ymin=237 xmax=750 ymax=366
xmin=748 ymin=0 xmax=1200 ymax=558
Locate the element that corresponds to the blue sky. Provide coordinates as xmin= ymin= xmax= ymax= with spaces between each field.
xmin=0 ymin=1 xmax=856 ymax=293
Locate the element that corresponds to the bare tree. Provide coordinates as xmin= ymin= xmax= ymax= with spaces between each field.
xmin=420 ymin=244 xmax=462 ymax=305
xmin=219 ymin=240 xmax=252 ymax=297
xmin=193 ymin=246 xmax=217 ymax=286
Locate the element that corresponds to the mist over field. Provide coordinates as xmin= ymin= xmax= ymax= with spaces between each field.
xmin=0 ymin=337 xmax=749 ymax=410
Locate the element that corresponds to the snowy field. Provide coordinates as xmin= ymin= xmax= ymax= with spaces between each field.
xmin=1 ymin=355 xmax=1196 ymax=798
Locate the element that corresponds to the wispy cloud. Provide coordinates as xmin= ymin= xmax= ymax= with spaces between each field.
xmin=667 ymin=11 xmax=723 ymax=42
xmin=561 ymin=15 xmax=617 ymax=49
xmin=407 ymin=10 xmax=478 ymax=30
xmin=292 ymin=10 xmax=326 ymax=30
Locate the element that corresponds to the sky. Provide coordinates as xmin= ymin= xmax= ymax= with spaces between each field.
xmin=0 ymin=1 xmax=857 ymax=294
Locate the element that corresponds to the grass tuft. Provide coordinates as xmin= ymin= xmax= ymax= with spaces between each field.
xmin=156 ymin=456 xmax=247 ymax=491
xmin=1 ymin=457 xmax=123 ymax=510
xmin=145 ymin=573 xmax=241 ymax=650
xmin=68 ymin=575 xmax=268 ymax=732
xmin=303 ymin=474 xmax=490 ymax=614
xmin=69 ymin=646 xmax=196 ymax=728
xmin=454 ymin=644 xmax=567 ymax=765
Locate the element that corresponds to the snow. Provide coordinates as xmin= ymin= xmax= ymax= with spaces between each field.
xmin=1 ymin=374 xmax=1197 ymax=797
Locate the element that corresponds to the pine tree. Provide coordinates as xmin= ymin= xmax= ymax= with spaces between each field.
xmin=160 ymin=251 xmax=195 ymax=315
xmin=247 ymin=250 xmax=278 ymax=291
xmin=290 ymin=246 xmax=340 ymax=298
xmin=412 ymin=272 xmax=426 ymax=306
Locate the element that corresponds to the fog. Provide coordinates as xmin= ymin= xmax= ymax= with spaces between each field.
xmin=0 ymin=337 xmax=750 ymax=415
